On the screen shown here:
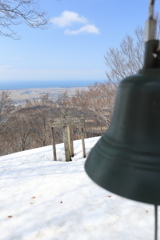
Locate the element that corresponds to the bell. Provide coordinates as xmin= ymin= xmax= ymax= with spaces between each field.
xmin=85 ymin=5 xmax=160 ymax=205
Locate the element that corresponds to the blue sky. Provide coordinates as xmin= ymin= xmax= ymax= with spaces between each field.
xmin=0 ymin=0 xmax=159 ymax=84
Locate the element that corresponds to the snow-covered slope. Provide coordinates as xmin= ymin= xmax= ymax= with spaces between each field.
xmin=0 ymin=137 xmax=154 ymax=240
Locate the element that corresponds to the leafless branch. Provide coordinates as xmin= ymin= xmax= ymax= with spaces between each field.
xmin=0 ymin=0 xmax=49 ymax=39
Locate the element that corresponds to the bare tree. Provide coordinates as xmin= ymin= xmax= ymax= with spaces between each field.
xmin=8 ymin=113 xmax=33 ymax=151
xmin=24 ymin=93 xmax=62 ymax=147
xmin=105 ymin=14 xmax=160 ymax=86
xmin=105 ymin=27 xmax=144 ymax=86
xmin=56 ymin=84 xmax=115 ymax=137
xmin=0 ymin=90 xmax=13 ymax=115
xmin=0 ymin=0 xmax=49 ymax=39
xmin=57 ymin=91 xmax=71 ymax=110
xmin=71 ymin=83 xmax=114 ymax=132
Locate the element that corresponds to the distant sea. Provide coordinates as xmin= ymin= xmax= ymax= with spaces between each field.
xmin=0 ymin=80 xmax=106 ymax=90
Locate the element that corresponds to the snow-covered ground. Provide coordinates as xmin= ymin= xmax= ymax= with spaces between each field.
xmin=0 ymin=137 xmax=155 ymax=240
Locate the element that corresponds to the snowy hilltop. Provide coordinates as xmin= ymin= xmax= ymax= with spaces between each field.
xmin=0 ymin=137 xmax=154 ymax=240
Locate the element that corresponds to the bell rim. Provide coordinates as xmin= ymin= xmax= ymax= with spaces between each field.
xmin=94 ymin=136 xmax=160 ymax=172
xmin=85 ymin=135 xmax=160 ymax=205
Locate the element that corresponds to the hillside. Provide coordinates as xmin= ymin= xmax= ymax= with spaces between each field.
xmin=0 ymin=137 xmax=154 ymax=240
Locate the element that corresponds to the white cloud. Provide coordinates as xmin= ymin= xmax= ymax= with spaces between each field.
xmin=51 ymin=11 xmax=87 ymax=27
xmin=65 ymin=24 xmax=100 ymax=35
xmin=51 ymin=10 xmax=100 ymax=35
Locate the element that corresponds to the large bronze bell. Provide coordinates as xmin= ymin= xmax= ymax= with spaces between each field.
xmin=85 ymin=65 xmax=160 ymax=205
xmin=85 ymin=1 xmax=160 ymax=239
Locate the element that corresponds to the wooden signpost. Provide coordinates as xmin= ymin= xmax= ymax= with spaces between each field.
xmin=50 ymin=113 xmax=86 ymax=161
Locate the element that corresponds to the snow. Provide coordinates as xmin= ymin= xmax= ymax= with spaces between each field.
xmin=0 ymin=137 xmax=155 ymax=240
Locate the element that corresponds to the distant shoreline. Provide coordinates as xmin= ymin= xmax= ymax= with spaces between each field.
xmin=0 ymin=80 xmax=105 ymax=90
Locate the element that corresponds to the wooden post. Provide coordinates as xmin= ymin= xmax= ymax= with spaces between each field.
xmin=67 ymin=125 xmax=74 ymax=157
xmin=51 ymin=127 xmax=57 ymax=161
xmin=50 ymin=115 xmax=85 ymax=162
xmin=81 ymin=127 xmax=86 ymax=158
xmin=63 ymin=126 xmax=71 ymax=161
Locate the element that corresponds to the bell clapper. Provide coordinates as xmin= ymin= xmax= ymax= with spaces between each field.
xmin=145 ymin=2 xmax=159 ymax=240
xmin=155 ymin=205 xmax=158 ymax=240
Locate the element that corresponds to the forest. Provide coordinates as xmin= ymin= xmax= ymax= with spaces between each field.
xmin=0 ymin=82 xmax=116 ymax=156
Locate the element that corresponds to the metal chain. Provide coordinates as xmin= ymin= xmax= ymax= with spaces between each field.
xmin=149 ymin=0 xmax=155 ymax=19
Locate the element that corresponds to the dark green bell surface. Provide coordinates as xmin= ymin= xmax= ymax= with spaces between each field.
xmin=85 ymin=68 xmax=160 ymax=205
